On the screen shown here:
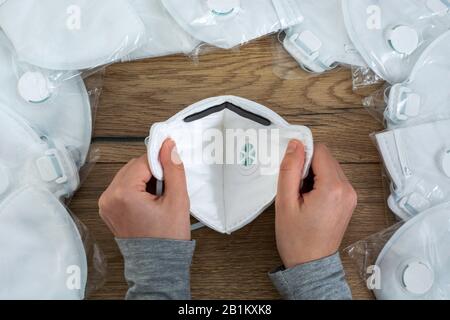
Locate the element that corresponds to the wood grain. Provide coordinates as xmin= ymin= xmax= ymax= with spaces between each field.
xmin=70 ymin=36 xmax=391 ymax=300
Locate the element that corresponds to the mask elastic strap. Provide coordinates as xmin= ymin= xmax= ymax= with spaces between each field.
xmin=191 ymin=222 xmax=205 ymax=231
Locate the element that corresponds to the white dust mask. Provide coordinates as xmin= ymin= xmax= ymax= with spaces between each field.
xmin=123 ymin=0 xmax=201 ymax=61
xmin=374 ymin=202 xmax=450 ymax=300
xmin=342 ymin=0 xmax=450 ymax=84
xmin=0 ymin=105 xmax=79 ymax=201
xmin=0 ymin=0 xmax=146 ymax=70
xmin=283 ymin=0 xmax=366 ymax=73
xmin=0 ymin=186 xmax=87 ymax=300
xmin=161 ymin=0 xmax=304 ymax=49
xmin=375 ymin=119 xmax=450 ymax=220
xmin=385 ymin=30 xmax=450 ymax=129
xmin=146 ymin=96 xmax=314 ymax=234
xmin=0 ymin=32 xmax=92 ymax=167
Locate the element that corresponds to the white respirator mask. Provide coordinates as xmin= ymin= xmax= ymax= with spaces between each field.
xmin=374 ymin=202 xmax=450 ymax=300
xmin=375 ymin=119 xmax=450 ymax=220
xmin=123 ymin=0 xmax=201 ymax=61
xmin=0 ymin=186 xmax=87 ymax=300
xmin=0 ymin=104 xmax=80 ymax=201
xmin=283 ymin=0 xmax=366 ymax=73
xmin=146 ymin=96 xmax=313 ymax=234
xmin=0 ymin=0 xmax=146 ymax=70
xmin=385 ymin=30 xmax=450 ymax=129
xmin=342 ymin=0 xmax=450 ymax=84
xmin=161 ymin=0 xmax=304 ymax=49
xmin=0 ymin=31 xmax=92 ymax=167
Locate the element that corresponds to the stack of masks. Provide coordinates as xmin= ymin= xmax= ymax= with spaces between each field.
xmin=0 ymin=0 xmax=306 ymax=74
xmin=0 ymin=27 xmax=94 ymax=298
xmin=282 ymin=0 xmax=450 ymax=76
xmin=334 ymin=0 xmax=450 ymax=300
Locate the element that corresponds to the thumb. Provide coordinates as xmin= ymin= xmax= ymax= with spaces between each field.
xmin=159 ymin=139 xmax=189 ymax=199
xmin=277 ymin=140 xmax=305 ymax=205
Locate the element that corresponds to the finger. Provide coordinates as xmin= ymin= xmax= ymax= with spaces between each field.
xmin=124 ymin=154 xmax=153 ymax=189
xmin=159 ymin=139 xmax=189 ymax=199
xmin=277 ymin=140 xmax=305 ymax=205
xmin=310 ymin=144 xmax=342 ymax=188
xmin=335 ymin=160 xmax=349 ymax=183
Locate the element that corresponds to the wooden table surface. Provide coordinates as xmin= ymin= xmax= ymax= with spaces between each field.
xmin=70 ymin=37 xmax=394 ymax=300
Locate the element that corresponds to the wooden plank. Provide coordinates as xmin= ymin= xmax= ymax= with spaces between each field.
xmin=94 ymin=37 xmax=383 ymax=138
xmin=91 ymin=109 xmax=384 ymax=165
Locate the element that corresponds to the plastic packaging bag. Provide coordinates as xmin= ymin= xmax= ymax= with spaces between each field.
xmin=156 ymin=0 xmax=304 ymax=57
xmin=0 ymin=43 xmax=106 ymax=298
xmin=352 ymin=66 xmax=384 ymax=92
xmin=121 ymin=0 xmax=202 ymax=62
xmin=363 ymin=30 xmax=450 ymax=129
xmin=342 ymin=0 xmax=450 ymax=84
xmin=345 ymin=201 xmax=450 ymax=300
xmin=274 ymin=0 xmax=366 ymax=78
xmin=372 ymin=119 xmax=450 ymax=221
xmin=0 ymin=0 xmax=146 ymax=85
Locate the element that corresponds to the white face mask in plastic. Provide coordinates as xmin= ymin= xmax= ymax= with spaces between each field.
xmin=147 ymin=96 xmax=314 ymax=234
xmin=385 ymin=30 xmax=450 ymax=129
xmin=342 ymin=0 xmax=450 ymax=84
xmin=123 ymin=0 xmax=201 ymax=61
xmin=161 ymin=0 xmax=304 ymax=49
xmin=0 ymin=186 xmax=87 ymax=300
xmin=375 ymin=119 xmax=450 ymax=220
xmin=0 ymin=32 xmax=92 ymax=168
xmin=283 ymin=0 xmax=366 ymax=73
xmin=374 ymin=202 xmax=450 ymax=300
xmin=0 ymin=105 xmax=79 ymax=201
xmin=0 ymin=0 xmax=146 ymax=70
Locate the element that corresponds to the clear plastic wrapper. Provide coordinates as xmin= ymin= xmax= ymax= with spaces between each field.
xmin=0 ymin=0 xmax=146 ymax=85
xmin=351 ymin=65 xmax=384 ymax=91
xmin=342 ymin=0 xmax=450 ymax=84
xmin=121 ymin=0 xmax=202 ymax=62
xmin=362 ymin=84 xmax=390 ymax=124
xmin=157 ymin=0 xmax=304 ymax=56
xmin=0 ymin=32 xmax=105 ymax=298
xmin=345 ymin=202 xmax=450 ymax=300
xmin=0 ymin=107 xmax=106 ymax=299
xmin=0 ymin=185 xmax=106 ymax=300
xmin=364 ymin=30 xmax=450 ymax=129
xmin=274 ymin=0 xmax=366 ymax=78
xmin=272 ymin=34 xmax=344 ymax=81
xmin=372 ymin=119 xmax=450 ymax=221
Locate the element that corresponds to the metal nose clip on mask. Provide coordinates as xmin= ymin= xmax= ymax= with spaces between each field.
xmin=160 ymin=0 xmax=304 ymax=50
xmin=374 ymin=202 xmax=450 ymax=300
xmin=385 ymin=30 xmax=450 ymax=129
xmin=0 ymin=0 xmax=146 ymax=71
xmin=146 ymin=96 xmax=314 ymax=234
xmin=342 ymin=0 xmax=450 ymax=84
xmin=0 ymin=31 xmax=92 ymax=168
xmin=283 ymin=0 xmax=366 ymax=73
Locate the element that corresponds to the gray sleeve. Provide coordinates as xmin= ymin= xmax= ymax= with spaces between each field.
xmin=269 ymin=253 xmax=352 ymax=300
xmin=116 ymin=238 xmax=196 ymax=300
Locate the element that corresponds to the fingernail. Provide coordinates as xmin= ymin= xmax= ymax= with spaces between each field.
xmin=286 ymin=140 xmax=298 ymax=154
xmin=170 ymin=143 xmax=182 ymax=165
